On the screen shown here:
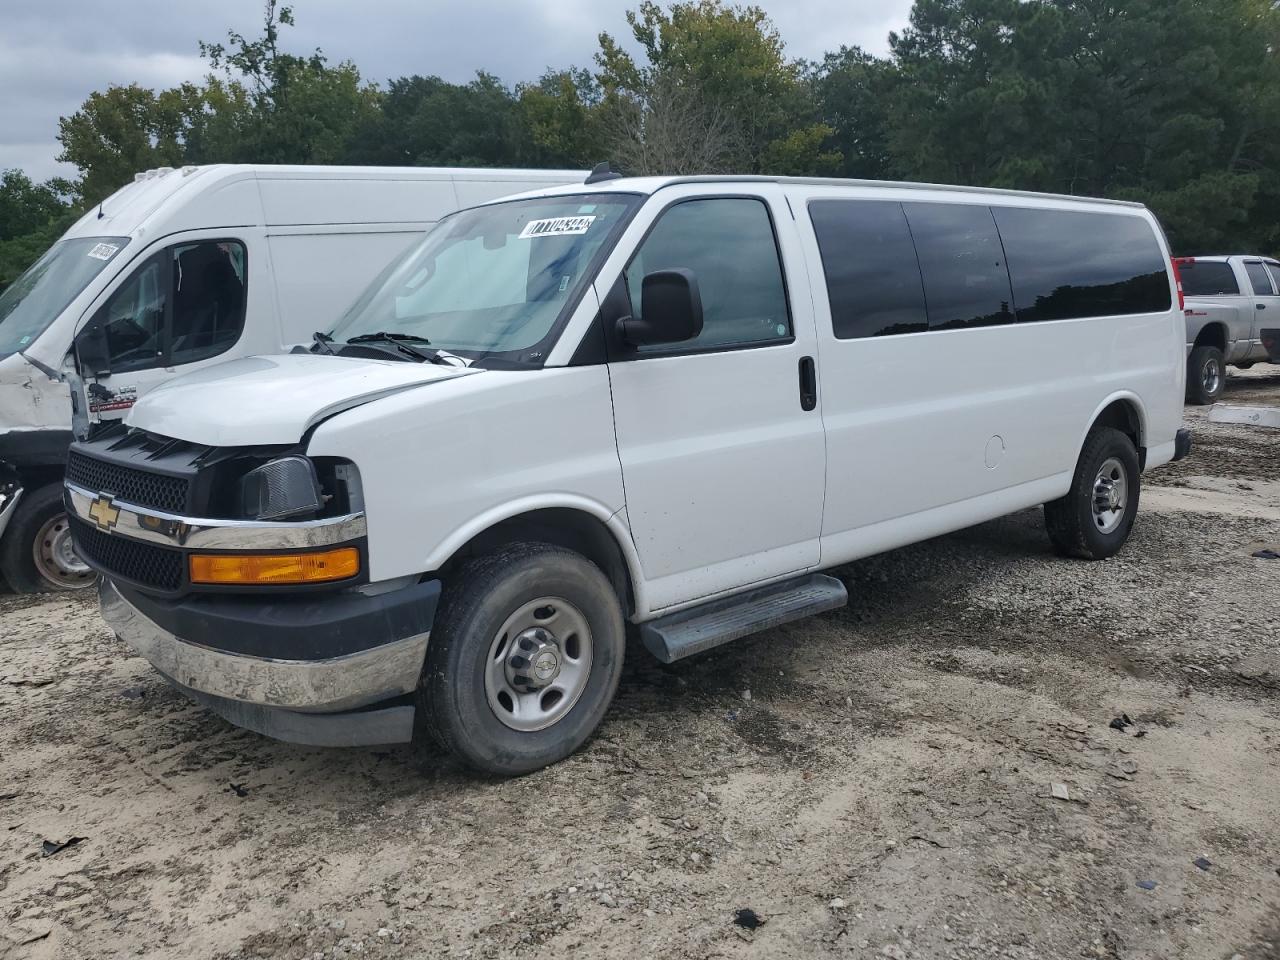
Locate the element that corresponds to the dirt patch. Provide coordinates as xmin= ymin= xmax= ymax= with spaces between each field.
xmin=2 ymin=383 xmax=1279 ymax=960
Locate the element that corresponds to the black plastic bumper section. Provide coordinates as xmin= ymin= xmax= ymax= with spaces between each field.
xmin=115 ymin=578 xmax=441 ymax=661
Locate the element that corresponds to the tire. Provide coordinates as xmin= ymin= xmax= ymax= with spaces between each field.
xmin=1044 ymin=426 xmax=1140 ymax=560
xmin=418 ymin=541 xmax=625 ymax=776
xmin=1186 ymin=345 xmax=1225 ymax=405
xmin=0 ymin=483 xmax=97 ymax=593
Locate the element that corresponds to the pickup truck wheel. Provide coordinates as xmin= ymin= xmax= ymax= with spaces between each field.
xmin=1043 ymin=426 xmax=1140 ymax=560
xmin=1 ymin=483 xmax=97 ymax=593
xmin=1186 ymin=345 xmax=1225 ymax=405
xmin=419 ymin=542 xmax=625 ymax=776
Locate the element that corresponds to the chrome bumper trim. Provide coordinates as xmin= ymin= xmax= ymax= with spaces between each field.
xmin=0 ymin=486 xmax=22 ymax=542
xmin=100 ymin=580 xmax=428 ymax=712
xmin=67 ymin=481 xmax=365 ymax=551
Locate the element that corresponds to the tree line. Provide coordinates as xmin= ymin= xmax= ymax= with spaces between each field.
xmin=3 ymin=0 xmax=1278 ymax=290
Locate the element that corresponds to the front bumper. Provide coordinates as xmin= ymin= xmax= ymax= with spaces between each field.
xmin=100 ymin=576 xmax=441 ymax=746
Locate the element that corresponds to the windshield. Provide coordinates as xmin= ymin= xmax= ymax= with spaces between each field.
xmin=0 ymin=237 xmax=129 ymax=359
xmin=329 ymin=194 xmax=639 ymax=365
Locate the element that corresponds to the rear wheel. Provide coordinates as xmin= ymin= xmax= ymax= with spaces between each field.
xmin=1186 ymin=345 xmax=1225 ymax=405
xmin=1044 ymin=426 xmax=1140 ymax=560
xmin=418 ymin=542 xmax=625 ymax=776
xmin=0 ymin=483 xmax=97 ymax=593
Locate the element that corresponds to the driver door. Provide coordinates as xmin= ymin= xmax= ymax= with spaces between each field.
xmin=604 ymin=187 xmax=826 ymax=613
xmin=77 ymin=237 xmax=251 ymax=420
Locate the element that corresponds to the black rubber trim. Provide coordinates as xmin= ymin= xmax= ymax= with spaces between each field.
xmin=114 ymin=577 xmax=441 ymax=660
xmin=1173 ymin=428 xmax=1192 ymax=462
xmin=0 ymin=430 xmax=73 ymax=468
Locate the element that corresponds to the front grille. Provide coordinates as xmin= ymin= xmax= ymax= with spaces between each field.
xmin=70 ymin=516 xmax=183 ymax=592
xmin=67 ymin=451 xmax=190 ymax=514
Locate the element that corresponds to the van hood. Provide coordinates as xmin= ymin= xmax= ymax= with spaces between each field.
xmin=125 ymin=353 xmax=479 ymax=446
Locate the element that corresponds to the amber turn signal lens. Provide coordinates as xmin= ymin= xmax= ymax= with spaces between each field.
xmin=189 ymin=548 xmax=360 ymax=585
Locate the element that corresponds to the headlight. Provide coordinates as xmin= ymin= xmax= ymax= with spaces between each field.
xmin=239 ymin=456 xmax=324 ymax=521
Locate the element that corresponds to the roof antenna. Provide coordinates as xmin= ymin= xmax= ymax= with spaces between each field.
xmin=96 ymin=200 xmax=104 ymax=220
xmin=584 ymin=161 xmax=623 ymax=185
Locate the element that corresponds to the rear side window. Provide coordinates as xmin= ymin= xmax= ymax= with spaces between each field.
xmin=901 ymin=202 xmax=1015 ymax=330
xmin=1179 ymin=260 xmax=1240 ymax=297
xmin=992 ymin=207 xmax=1170 ymax=321
xmin=1245 ymin=261 xmax=1276 ymax=296
xmin=1267 ymin=262 xmax=1280 ymax=293
xmin=808 ymin=200 xmax=927 ymax=338
xmin=625 ymin=198 xmax=791 ymax=353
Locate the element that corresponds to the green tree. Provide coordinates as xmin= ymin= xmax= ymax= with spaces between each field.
xmin=0 ymin=171 xmax=77 ymax=291
xmin=596 ymin=0 xmax=840 ymax=174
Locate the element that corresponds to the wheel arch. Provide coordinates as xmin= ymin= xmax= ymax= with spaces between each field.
xmin=427 ymin=498 xmax=645 ymax=618
xmin=1192 ymin=321 xmax=1228 ymax=352
xmin=1079 ymin=393 xmax=1147 ymax=470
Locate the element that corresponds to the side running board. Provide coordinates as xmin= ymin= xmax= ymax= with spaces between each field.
xmin=640 ymin=573 xmax=848 ymax=664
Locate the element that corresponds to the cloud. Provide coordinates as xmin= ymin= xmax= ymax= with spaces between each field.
xmin=0 ymin=0 xmax=912 ymax=183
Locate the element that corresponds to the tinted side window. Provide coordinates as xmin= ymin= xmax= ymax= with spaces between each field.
xmin=98 ymin=253 xmax=166 ymax=373
xmin=993 ymin=207 xmax=1171 ymax=321
xmin=1245 ymin=261 xmax=1276 ymax=296
xmin=169 ymin=241 xmax=246 ymax=365
xmin=625 ymin=198 xmax=790 ymax=353
xmin=1267 ymin=262 xmax=1280 ymax=294
xmin=902 ymin=202 xmax=1015 ymax=330
xmin=808 ymin=200 xmax=927 ymax=338
xmin=1179 ymin=260 xmax=1240 ymax=297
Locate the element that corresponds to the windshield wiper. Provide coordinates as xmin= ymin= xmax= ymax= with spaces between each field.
xmin=312 ymin=331 xmax=335 ymax=355
xmin=345 ymin=331 xmax=450 ymax=365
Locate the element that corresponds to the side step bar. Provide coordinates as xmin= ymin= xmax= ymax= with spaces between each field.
xmin=640 ymin=573 xmax=848 ymax=664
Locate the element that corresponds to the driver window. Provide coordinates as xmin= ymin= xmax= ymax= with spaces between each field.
xmin=625 ymin=197 xmax=791 ymax=354
xmin=99 ymin=254 xmax=166 ymax=373
xmin=168 ymin=240 xmax=246 ymax=365
xmin=94 ymin=240 xmax=247 ymax=374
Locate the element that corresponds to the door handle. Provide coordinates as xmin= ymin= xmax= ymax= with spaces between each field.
xmin=798 ymin=356 xmax=817 ymax=411
xmin=1258 ymin=303 xmax=1267 ymax=310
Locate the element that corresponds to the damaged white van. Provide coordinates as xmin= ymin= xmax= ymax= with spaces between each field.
xmin=68 ymin=173 xmax=1191 ymax=774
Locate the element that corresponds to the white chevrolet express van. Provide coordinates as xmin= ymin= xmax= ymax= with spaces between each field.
xmin=67 ymin=174 xmax=1191 ymax=774
xmin=0 ymin=164 xmax=583 ymax=591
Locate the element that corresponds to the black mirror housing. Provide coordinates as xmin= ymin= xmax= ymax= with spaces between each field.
xmin=75 ymin=320 xmax=111 ymax=378
xmin=618 ymin=268 xmax=703 ymax=347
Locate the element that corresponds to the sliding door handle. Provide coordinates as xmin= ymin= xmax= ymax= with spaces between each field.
xmin=798 ymin=356 xmax=817 ymax=411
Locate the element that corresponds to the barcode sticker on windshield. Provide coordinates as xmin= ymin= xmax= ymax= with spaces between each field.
xmin=87 ymin=243 xmax=119 ymax=261
xmin=518 ymin=216 xmax=596 ymax=239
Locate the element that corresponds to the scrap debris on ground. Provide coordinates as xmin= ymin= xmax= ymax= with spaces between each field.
xmin=1 ymin=367 xmax=1279 ymax=960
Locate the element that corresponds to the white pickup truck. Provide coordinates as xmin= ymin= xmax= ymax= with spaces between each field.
xmin=1177 ymin=255 xmax=1280 ymax=404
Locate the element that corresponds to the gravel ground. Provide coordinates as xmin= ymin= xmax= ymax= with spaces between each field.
xmin=2 ymin=368 xmax=1278 ymax=960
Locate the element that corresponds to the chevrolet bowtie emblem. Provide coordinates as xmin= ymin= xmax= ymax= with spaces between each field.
xmin=88 ymin=495 xmax=121 ymax=532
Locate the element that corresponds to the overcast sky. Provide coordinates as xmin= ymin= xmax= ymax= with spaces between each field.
xmin=0 ymin=0 xmax=912 ymax=184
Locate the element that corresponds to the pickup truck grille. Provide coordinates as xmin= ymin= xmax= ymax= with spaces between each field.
xmin=66 ymin=450 xmax=191 ymax=514
xmin=69 ymin=516 xmax=183 ymax=592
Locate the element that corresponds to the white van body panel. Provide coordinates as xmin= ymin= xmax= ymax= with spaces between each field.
xmin=131 ymin=353 xmax=478 ymax=447
xmin=305 ymin=366 xmax=628 ymax=585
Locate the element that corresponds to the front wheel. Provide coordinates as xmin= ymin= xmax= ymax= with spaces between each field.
xmin=418 ymin=542 xmax=625 ymax=776
xmin=1 ymin=483 xmax=97 ymax=593
xmin=1044 ymin=426 xmax=1140 ymax=560
xmin=1186 ymin=345 xmax=1225 ymax=405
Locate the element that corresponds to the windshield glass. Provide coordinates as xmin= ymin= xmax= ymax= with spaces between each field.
xmin=0 ymin=237 xmax=129 ymax=359
xmin=329 ymin=194 xmax=638 ymax=365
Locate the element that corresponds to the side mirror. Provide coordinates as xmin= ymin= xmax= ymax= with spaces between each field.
xmin=75 ymin=320 xmax=111 ymax=378
xmin=618 ymin=268 xmax=703 ymax=347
